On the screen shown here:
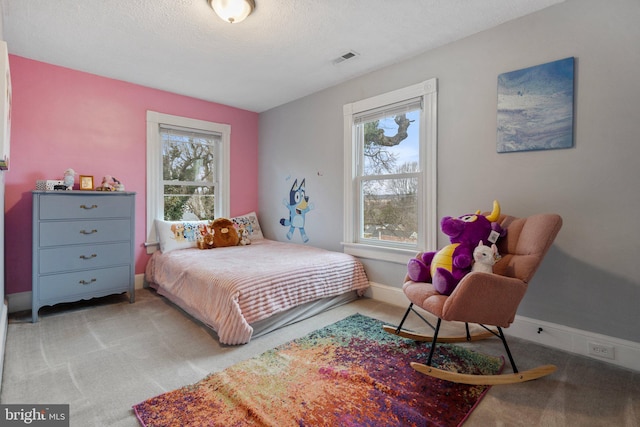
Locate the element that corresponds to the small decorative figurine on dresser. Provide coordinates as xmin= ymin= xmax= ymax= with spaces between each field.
xmin=63 ymin=168 xmax=76 ymax=190
xmin=97 ymin=175 xmax=125 ymax=191
xmin=114 ymin=178 xmax=125 ymax=191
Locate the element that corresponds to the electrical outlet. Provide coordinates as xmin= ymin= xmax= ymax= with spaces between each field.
xmin=588 ymin=342 xmax=615 ymax=360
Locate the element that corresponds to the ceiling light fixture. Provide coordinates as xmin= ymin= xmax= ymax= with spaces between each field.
xmin=209 ymin=0 xmax=255 ymax=24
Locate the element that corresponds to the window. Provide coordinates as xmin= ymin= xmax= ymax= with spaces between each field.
xmin=342 ymin=79 xmax=437 ymax=263
xmin=159 ymin=126 xmax=218 ymax=221
xmin=146 ymin=111 xmax=230 ymax=247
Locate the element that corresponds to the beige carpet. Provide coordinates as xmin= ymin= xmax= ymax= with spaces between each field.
xmin=2 ymin=288 xmax=639 ymax=426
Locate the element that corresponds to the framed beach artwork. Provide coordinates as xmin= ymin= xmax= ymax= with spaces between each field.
xmin=497 ymin=57 xmax=575 ymax=153
xmin=0 ymin=41 xmax=11 ymax=170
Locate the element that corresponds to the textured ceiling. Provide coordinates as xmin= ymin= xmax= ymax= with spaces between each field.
xmin=1 ymin=0 xmax=563 ymax=112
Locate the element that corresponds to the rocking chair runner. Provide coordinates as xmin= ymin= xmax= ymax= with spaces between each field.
xmin=384 ymin=213 xmax=563 ymax=385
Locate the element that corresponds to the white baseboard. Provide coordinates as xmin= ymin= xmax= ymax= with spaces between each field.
xmin=6 ymin=291 xmax=30 ymax=314
xmin=363 ymin=281 xmax=412 ymax=307
xmin=366 ymin=281 xmax=640 ymax=373
xmin=506 ymin=315 xmax=640 ymax=373
xmin=135 ymin=273 xmax=145 ymax=289
xmin=7 ymin=274 xmax=147 ymax=314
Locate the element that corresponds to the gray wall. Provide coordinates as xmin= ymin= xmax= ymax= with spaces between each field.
xmin=259 ymin=0 xmax=640 ymax=344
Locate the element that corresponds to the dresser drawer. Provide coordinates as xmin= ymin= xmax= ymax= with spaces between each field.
xmin=39 ymin=194 xmax=133 ymax=220
xmin=38 ymin=266 xmax=131 ymax=301
xmin=39 ymin=219 xmax=131 ymax=247
xmin=39 ymin=242 xmax=132 ymax=274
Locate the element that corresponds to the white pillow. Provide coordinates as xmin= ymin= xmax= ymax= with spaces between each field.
xmin=230 ymin=211 xmax=264 ymax=240
xmin=155 ymin=219 xmax=210 ymax=253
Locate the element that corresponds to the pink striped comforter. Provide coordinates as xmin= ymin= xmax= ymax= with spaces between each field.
xmin=145 ymin=239 xmax=369 ymax=344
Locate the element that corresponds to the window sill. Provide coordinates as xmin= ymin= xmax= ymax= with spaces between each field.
xmin=342 ymin=242 xmax=418 ymax=264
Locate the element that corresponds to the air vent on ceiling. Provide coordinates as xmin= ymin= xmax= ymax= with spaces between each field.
xmin=333 ymin=50 xmax=359 ymax=65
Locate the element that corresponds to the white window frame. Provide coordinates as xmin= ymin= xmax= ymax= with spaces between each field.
xmin=145 ymin=111 xmax=230 ymax=251
xmin=342 ymin=79 xmax=438 ymax=264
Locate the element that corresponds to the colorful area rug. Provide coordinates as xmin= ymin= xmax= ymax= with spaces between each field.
xmin=134 ymin=314 xmax=502 ymax=426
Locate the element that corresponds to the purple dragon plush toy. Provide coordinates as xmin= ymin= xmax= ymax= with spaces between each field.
xmin=407 ymin=200 xmax=506 ymax=295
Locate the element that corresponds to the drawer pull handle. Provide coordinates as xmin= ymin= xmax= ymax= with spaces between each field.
xmin=80 ymin=229 xmax=98 ymax=235
xmin=79 ymin=254 xmax=97 ymax=260
xmin=79 ymin=279 xmax=97 ymax=285
xmin=80 ymin=204 xmax=98 ymax=210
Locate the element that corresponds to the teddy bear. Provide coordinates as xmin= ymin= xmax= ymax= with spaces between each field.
xmin=406 ymin=200 xmax=505 ymax=295
xmin=210 ymin=217 xmax=240 ymax=247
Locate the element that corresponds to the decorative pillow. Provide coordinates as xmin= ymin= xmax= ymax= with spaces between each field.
xmin=230 ymin=211 xmax=264 ymax=240
xmin=155 ymin=219 xmax=210 ymax=253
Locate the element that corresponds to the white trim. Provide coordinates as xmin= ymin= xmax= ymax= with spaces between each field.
xmin=145 ymin=111 xmax=231 ymax=253
xmin=348 ymin=79 xmax=436 ymax=114
xmin=366 ymin=282 xmax=640 ymax=373
xmin=363 ymin=281 xmax=410 ymax=305
xmin=342 ymin=79 xmax=438 ymax=261
xmin=342 ymin=242 xmax=417 ymax=264
xmin=506 ymin=315 xmax=640 ymax=373
xmin=6 ymin=291 xmax=31 ymax=314
xmin=135 ymin=273 xmax=145 ymax=290
xmin=423 ymin=84 xmax=438 ymax=251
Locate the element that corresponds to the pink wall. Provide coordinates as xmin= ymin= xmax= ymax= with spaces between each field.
xmin=5 ymin=55 xmax=259 ymax=295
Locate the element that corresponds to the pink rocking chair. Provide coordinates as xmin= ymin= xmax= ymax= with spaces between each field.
xmin=384 ymin=213 xmax=563 ymax=385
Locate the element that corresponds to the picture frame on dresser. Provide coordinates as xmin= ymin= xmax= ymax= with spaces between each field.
xmin=80 ymin=175 xmax=94 ymax=190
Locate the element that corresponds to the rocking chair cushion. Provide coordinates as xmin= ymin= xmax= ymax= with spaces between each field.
xmin=402 ymin=280 xmax=443 ymax=315
xmin=403 ymin=273 xmax=527 ymax=327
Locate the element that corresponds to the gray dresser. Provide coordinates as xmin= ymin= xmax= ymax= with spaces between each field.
xmin=32 ymin=191 xmax=136 ymax=322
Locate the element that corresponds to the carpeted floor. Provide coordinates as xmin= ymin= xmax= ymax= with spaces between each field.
xmin=2 ymin=288 xmax=640 ymax=426
xmin=134 ymin=313 xmax=502 ymax=426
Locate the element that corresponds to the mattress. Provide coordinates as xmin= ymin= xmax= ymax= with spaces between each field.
xmin=145 ymin=239 xmax=369 ymax=344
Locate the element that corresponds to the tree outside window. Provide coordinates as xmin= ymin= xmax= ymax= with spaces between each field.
xmin=360 ymin=110 xmax=420 ymax=244
xmin=161 ymin=127 xmax=219 ymax=221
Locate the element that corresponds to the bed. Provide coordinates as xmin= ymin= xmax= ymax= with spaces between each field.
xmin=145 ymin=214 xmax=370 ymax=345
